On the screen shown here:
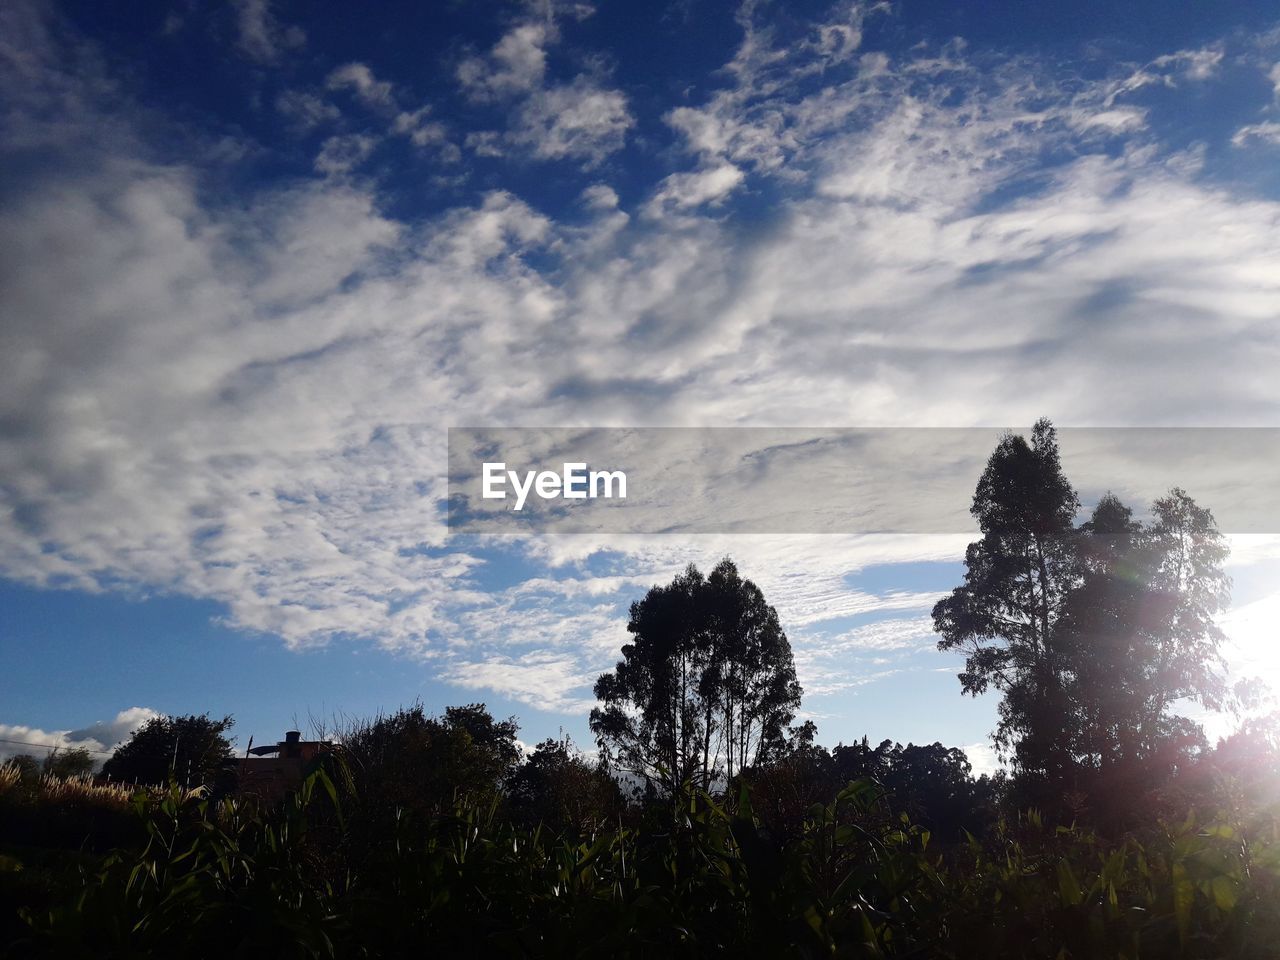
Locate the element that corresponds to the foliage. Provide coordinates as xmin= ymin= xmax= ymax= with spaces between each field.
xmin=936 ymin=805 xmax=1280 ymax=958
xmin=8 ymin=778 xmax=342 ymax=958
xmin=100 ymin=714 xmax=236 ymax=792
xmin=0 ymin=770 xmax=137 ymax=812
xmin=507 ymin=736 xmax=623 ymax=836
xmin=747 ymin=734 xmax=1003 ymax=843
xmin=1058 ymin=490 xmax=1232 ymax=825
xmin=6 ymin=762 xmax=1280 ymax=959
xmin=591 ymin=559 xmax=801 ymax=798
xmin=336 ymin=701 xmax=521 ymax=842
xmin=934 ymin=419 xmax=1235 ymax=818
xmin=1 ymin=758 xmax=40 ymax=788
xmin=932 ymin=418 xmax=1081 ymax=786
xmin=1201 ymin=713 xmax=1280 ymax=821
xmin=0 ymin=761 xmax=151 ymax=873
xmin=37 ymin=750 xmax=94 ymax=782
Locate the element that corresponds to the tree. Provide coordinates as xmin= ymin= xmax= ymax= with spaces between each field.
xmin=101 ymin=714 xmax=235 ymax=790
xmin=749 ymin=732 xmax=1002 ymax=841
xmin=932 ymin=419 xmax=1081 ymax=788
xmin=4 ymin=754 xmax=41 ymax=786
xmin=936 ymin=420 xmax=1235 ymax=815
xmin=339 ymin=702 xmax=520 ymax=822
xmin=831 ymin=736 xmax=894 ymax=784
xmin=507 ymin=736 xmax=622 ymax=835
xmin=1142 ymin=489 xmax=1232 ymax=722
xmin=591 ymin=559 xmax=801 ymax=798
xmin=1207 ymin=711 xmax=1280 ymax=811
xmin=705 ymin=560 xmax=803 ymax=782
xmin=1057 ymin=488 xmax=1231 ymax=819
xmin=591 ymin=564 xmax=709 ymax=797
xmin=42 ymin=747 xmax=95 ymax=780
xmin=880 ymin=742 xmax=998 ymax=841
xmin=746 ymin=723 xmax=838 ymax=838
xmin=1054 ymin=493 xmax=1148 ymax=795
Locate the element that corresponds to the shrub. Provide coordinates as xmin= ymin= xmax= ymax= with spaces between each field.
xmin=5 ymin=761 xmax=1280 ymax=958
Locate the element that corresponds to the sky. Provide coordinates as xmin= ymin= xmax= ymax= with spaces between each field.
xmin=3 ymin=0 xmax=1280 ymax=775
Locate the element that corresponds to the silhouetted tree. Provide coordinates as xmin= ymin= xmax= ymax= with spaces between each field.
xmin=592 ymin=564 xmax=710 ymax=797
xmin=1206 ymin=711 xmax=1280 ymax=813
xmin=704 ymin=560 xmax=803 ymax=781
xmin=591 ymin=559 xmax=800 ymax=798
xmin=933 ymin=419 xmax=1080 ymax=790
xmin=508 ymin=736 xmax=622 ymax=835
xmin=750 ymin=731 xmax=1001 ymax=841
xmin=340 ymin=702 xmax=520 ymax=821
xmin=744 ymin=722 xmax=838 ymax=837
xmin=1059 ymin=489 xmax=1231 ymax=822
xmin=101 ymin=714 xmax=235 ymax=790
xmin=936 ymin=420 xmax=1234 ymax=817
xmin=4 ymin=754 xmax=41 ymax=786
xmin=832 ymin=736 xmax=894 ymax=784
xmin=881 ymin=743 xmax=999 ymax=841
xmin=42 ymin=747 xmax=95 ymax=780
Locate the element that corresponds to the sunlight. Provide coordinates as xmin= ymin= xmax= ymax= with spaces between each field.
xmin=1220 ymin=591 xmax=1280 ymax=697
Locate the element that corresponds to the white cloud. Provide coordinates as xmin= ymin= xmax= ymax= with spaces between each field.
xmin=457 ymin=23 xmax=551 ymax=102
xmin=646 ymin=164 xmax=746 ymax=215
xmin=961 ymin=741 xmax=1002 ymax=778
xmin=0 ymin=707 xmax=160 ymax=765
xmin=805 ymin=616 xmax=937 ymax=655
xmin=1232 ymin=121 xmax=1280 ymax=147
xmin=803 ymin=667 xmax=902 ymax=699
xmin=232 ymin=0 xmax=304 ymax=64
xmin=5 ymin=1 xmax=1280 ymax=724
xmin=580 ymin=183 xmax=620 ymax=209
xmin=326 ymin=62 xmax=395 ymax=110
xmin=456 ymin=21 xmax=632 ymax=166
xmin=1152 ymin=45 xmax=1224 ymax=82
xmin=1071 ymin=106 xmax=1147 ymax=133
xmin=303 ymin=64 xmax=458 ymax=160
xmin=1104 ymin=45 xmax=1224 ymax=107
xmin=1224 ymin=535 xmax=1280 ymax=568
xmin=1219 ymin=591 xmax=1280 ymax=689
xmin=513 ymin=79 xmax=632 ymax=165
xmin=275 ymin=90 xmax=341 ymax=132
xmin=442 ymin=653 xmax=599 ymax=714
xmin=392 ymin=107 xmax=451 ymax=154
xmin=661 ymin=2 xmax=880 ymax=175
xmin=314 ymin=133 xmax=379 ymax=175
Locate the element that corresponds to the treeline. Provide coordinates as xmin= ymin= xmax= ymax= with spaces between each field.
xmin=3 ymin=734 xmax=1279 ymax=958
xmin=5 ymin=659 xmax=1279 ymax=957
xmin=0 ymin=701 xmax=998 ymax=847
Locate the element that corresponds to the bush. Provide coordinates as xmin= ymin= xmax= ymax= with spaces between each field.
xmin=6 ymin=763 xmax=1279 ymax=959
xmin=0 ymin=762 xmax=147 ymax=853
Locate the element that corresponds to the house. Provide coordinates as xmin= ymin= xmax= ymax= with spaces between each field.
xmin=237 ymin=730 xmax=332 ymax=800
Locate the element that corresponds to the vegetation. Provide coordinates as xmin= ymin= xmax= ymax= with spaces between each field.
xmin=4 ymin=753 xmax=1279 ymax=958
xmin=4 ymin=419 xmax=1278 ymax=956
xmin=2 ymin=750 xmax=96 ymax=787
xmin=933 ymin=419 xmax=1236 ymax=821
xmin=591 ymin=558 xmax=801 ymax=798
xmin=101 ymin=713 xmax=236 ymax=793
xmin=507 ymin=736 xmax=623 ymax=835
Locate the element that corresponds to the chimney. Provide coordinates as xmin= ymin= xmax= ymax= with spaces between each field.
xmin=284 ymin=730 xmax=301 ymax=758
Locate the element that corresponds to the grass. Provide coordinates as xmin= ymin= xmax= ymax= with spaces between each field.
xmin=3 ymin=765 xmax=1279 ymax=958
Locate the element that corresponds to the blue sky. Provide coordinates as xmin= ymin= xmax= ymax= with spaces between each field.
xmin=4 ymin=0 xmax=1280 ymax=773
